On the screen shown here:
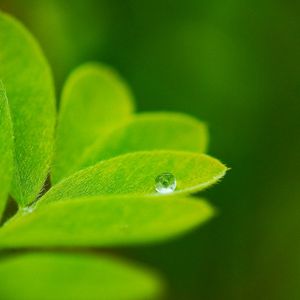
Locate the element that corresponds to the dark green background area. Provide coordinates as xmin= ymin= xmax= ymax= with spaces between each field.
xmin=1 ymin=0 xmax=299 ymax=299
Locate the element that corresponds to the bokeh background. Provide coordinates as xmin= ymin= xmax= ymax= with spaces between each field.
xmin=1 ymin=0 xmax=299 ymax=299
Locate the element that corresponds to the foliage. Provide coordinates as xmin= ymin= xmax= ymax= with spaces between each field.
xmin=0 ymin=12 xmax=55 ymax=207
xmin=0 ymin=82 xmax=13 ymax=218
xmin=0 ymin=12 xmax=227 ymax=300
xmin=0 ymin=253 xmax=161 ymax=300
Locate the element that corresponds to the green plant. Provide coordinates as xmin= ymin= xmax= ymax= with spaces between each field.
xmin=0 ymin=12 xmax=227 ymax=300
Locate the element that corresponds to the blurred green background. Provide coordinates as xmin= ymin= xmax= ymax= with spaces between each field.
xmin=1 ymin=0 xmax=299 ymax=299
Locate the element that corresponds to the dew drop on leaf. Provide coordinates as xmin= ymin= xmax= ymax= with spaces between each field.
xmin=155 ymin=173 xmax=176 ymax=194
xmin=21 ymin=205 xmax=35 ymax=215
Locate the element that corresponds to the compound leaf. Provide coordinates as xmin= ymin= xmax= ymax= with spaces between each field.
xmin=52 ymin=63 xmax=134 ymax=184
xmin=0 ymin=12 xmax=56 ymax=206
xmin=0 ymin=82 xmax=13 ymax=219
xmin=0 ymin=253 xmax=161 ymax=300
xmin=40 ymin=151 xmax=227 ymax=206
xmin=76 ymin=112 xmax=208 ymax=171
xmin=0 ymin=196 xmax=213 ymax=247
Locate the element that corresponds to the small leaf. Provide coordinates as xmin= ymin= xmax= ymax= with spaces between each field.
xmin=40 ymin=151 xmax=227 ymax=206
xmin=0 ymin=196 xmax=213 ymax=247
xmin=77 ymin=112 xmax=208 ymax=171
xmin=0 ymin=83 xmax=13 ymax=219
xmin=0 ymin=12 xmax=56 ymax=206
xmin=52 ymin=63 xmax=135 ymax=184
xmin=0 ymin=253 xmax=162 ymax=300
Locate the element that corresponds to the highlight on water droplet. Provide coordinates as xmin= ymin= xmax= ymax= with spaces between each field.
xmin=155 ymin=172 xmax=176 ymax=194
xmin=21 ymin=205 xmax=35 ymax=215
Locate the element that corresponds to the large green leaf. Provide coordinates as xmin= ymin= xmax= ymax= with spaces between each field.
xmin=76 ymin=112 xmax=208 ymax=171
xmin=0 ymin=253 xmax=162 ymax=300
xmin=0 ymin=196 xmax=213 ymax=247
xmin=40 ymin=151 xmax=227 ymax=206
xmin=52 ymin=63 xmax=134 ymax=184
xmin=0 ymin=12 xmax=56 ymax=206
xmin=0 ymin=82 xmax=13 ymax=219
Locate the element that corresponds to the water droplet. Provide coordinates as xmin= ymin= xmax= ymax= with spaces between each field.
xmin=21 ymin=205 xmax=35 ymax=215
xmin=155 ymin=172 xmax=176 ymax=194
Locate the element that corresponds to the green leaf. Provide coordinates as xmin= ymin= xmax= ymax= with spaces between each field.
xmin=0 ymin=82 xmax=13 ymax=219
xmin=40 ymin=151 xmax=227 ymax=206
xmin=0 ymin=196 xmax=213 ymax=247
xmin=0 ymin=12 xmax=56 ymax=206
xmin=76 ymin=112 xmax=208 ymax=171
xmin=0 ymin=253 xmax=162 ymax=300
xmin=52 ymin=63 xmax=135 ymax=184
